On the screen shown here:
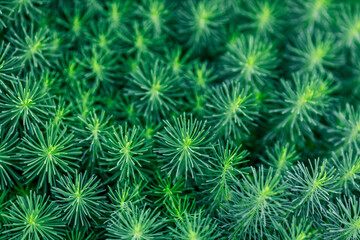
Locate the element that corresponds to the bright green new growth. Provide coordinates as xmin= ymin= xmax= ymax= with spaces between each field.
xmin=227 ymin=166 xmax=290 ymax=239
xmin=136 ymin=0 xmax=171 ymax=37
xmin=239 ymin=0 xmax=286 ymax=37
xmin=19 ymin=122 xmax=81 ymax=188
xmin=52 ymin=171 xmax=105 ymax=228
xmin=323 ymin=196 xmax=360 ymax=240
xmin=206 ymin=80 xmax=259 ymax=139
xmin=103 ymin=124 xmax=150 ymax=182
xmin=4 ymin=191 xmax=65 ymax=240
xmin=0 ymin=42 xmax=22 ymax=81
xmin=150 ymin=171 xmax=186 ymax=204
xmin=163 ymin=45 xmax=191 ymax=76
xmin=106 ymin=203 xmax=166 ymax=240
xmin=87 ymin=22 xmax=117 ymax=54
xmin=205 ymin=141 xmax=249 ymax=211
xmin=156 ymin=113 xmax=214 ymax=181
xmin=269 ymin=73 xmax=335 ymax=142
xmin=286 ymin=158 xmax=338 ymax=217
xmin=177 ymin=0 xmax=227 ymax=54
xmin=56 ymin=7 xmax=90 ymax=42
xmin=185 ymin=60 xmax=217 ymax=91
xmin=328 ymin=104 xmax=360 ymax=152
xmin=165 ymin=195 xmax=196 ymax=222
xmin=51 ymin=98 xmax=72 ymax=125
xmin=286 ymin=30 xmax=343 ymax=76
xmin=119 ymin=22 xmax=158 ymax=59
xmin=78 ymin=46 xmax=118 ymax=91
xmin=0 ymin=130 xmax=18 ymax=190
xmin=102 ymin=0 xmax=132 ymax=30
xmin=170 ymin=210 xmax=221 ymax=240
xmin=336 ymin=3 xmax=360 ymax=49
xmin=1 ymin=0 xmax=360 ymax=239
xmin=108 ymin=180 xmax=145 ymax=214
xmin=0 ymin=75 xmax=54 ymax=132
xmin=261 ymin=141 xmax=300 ymax=174
xmin=330 ymin=147 xmax=360 ymax=195
xmin=74 ymin=110 xmax=111 ymax=166
xmin=288 ymin=0 xmax=334 ymax=31
xmin=221 ymin=34 xmax=279 ymax=88
xmin=9 ymin=25 xmax=56 ymax=73
xmin=126 ymin=59 xmax=181 ymax=121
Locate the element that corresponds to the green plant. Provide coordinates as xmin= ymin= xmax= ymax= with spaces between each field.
xmin=177 ymin=0 xmax=227 ymax=55
xmin=156 ymin=113 xmax=214 ymax=182
xmin=270 ymin=216 xmax=317 ymax=240
xmin=3 ymin=191 xmax=65 ymax=240
xmin=226 ymin=166 xmax=290 ymax=239
xmin=106 ymin=203 xmax=166 ymax=240
xmin=268 ymin=73 xmax=336 ymax=142
xmin=52 ymin=171 xmax=106 ymax=228
xmin=103 ymin=124 xmax=150 ymax=182
xmin=204 ymin=141 xmax=249 ymax=211
xmin=184 ymin=60 xmax=217 ymax=91
xmin=260 ymin=141 xmax=300 ymax=174
xmin=206 ymin=80 xmax=259 ymax=139
xmin=1 ymin=0 xmax=46 ymax=25
xmin=118 ymin=22 xmax=159 ymax=59
xmin=221 ymin=34 xmax=279 ymax=89
xmin=238 ymin=0 xmax=286 ymax=38
xmin=65 ymin=228 xmax=95 ymax=240
xmin=163 ymin=45 xmax=191 ymax=76
xmin=165 ymin=195 xmax=196 ymax=221
xmin=330 ymin=147 xmax=360 ymax=194
xmin=102 ymin=0 xmax=133 ymax=30
xmin=136 ymin=0 xmax=172 ymax=37
xmin=328 ymin=104 xmax=360 ymax=152
xmin=149 ymin=171 xmax=186 ymax=204
xmin=73 ymin=110 xmax=111 ymax=168
xmin=286 ymin=158 xmax=338 ymax=217
xmin=286 ymin=30 xmax=344 ymax=76
xmin=323 ymin=196 xmax=360 ymax=240
xmin=170 ymin=210 xmax=222 ymax=240
xmin=0 ymin=190 xmax=10 ymax=228
xmin=126 ymin=59 xmax=182 ymax=121
xmin=108 ymin=180 xmax=145 ymax=214
xmin=56 ymin=6 xmax=90 ymax=43
xmin=9 ymin=25 xmax=57 ymax=73
xmin=0 ymin=42 xmax=22 ymax=81
xmin=19 ymin=121 xmax=81 ymax=188
xmin=78 ymin=46 xmax=118 ymax=91
xmin=287 ymin=0 xmax=334 ymax=31
xmin=2 ymin=0 xmax=360 ymax=239
xmin=335 ymin=3 xmax=360 ymax=50
xmin=0 ymin=75 xmax=54 ymax=133
xmin=0 ymin=130 xmax=19 ymax=190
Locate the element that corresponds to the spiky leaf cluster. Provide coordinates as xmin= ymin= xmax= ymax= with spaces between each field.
xmin=226 ymin=166 xmax=291 ymax=239
xmin=52 ymin=171 xmax=106 ymax=228
xmin=268 ymin=73 xmax=336 ymax=143
xmin=106 ymin=203 xmax=166 ymax=240
xmin=156 ymin=113 xmax=214 ymax=182
xmin=1 ymin=0 xmax=360 ymax=239
xmin=206 ymin=80 xmax=259 ymax=139
xmin=19 ymin=122 xmax=81 ymax=188
xmin=3 ymin=191 xmax=65 ymax=240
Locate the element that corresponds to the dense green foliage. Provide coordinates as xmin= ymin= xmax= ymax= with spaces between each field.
xmin=1 ymin=0 xmax=360 ymax=239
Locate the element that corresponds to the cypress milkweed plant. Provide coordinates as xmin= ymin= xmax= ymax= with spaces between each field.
xmin=1 ymin=0 xmax=360 ymax=239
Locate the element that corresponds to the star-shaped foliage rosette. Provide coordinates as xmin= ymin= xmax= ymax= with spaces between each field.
xmin=0 ymin=0 xmax=359 ymax=239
